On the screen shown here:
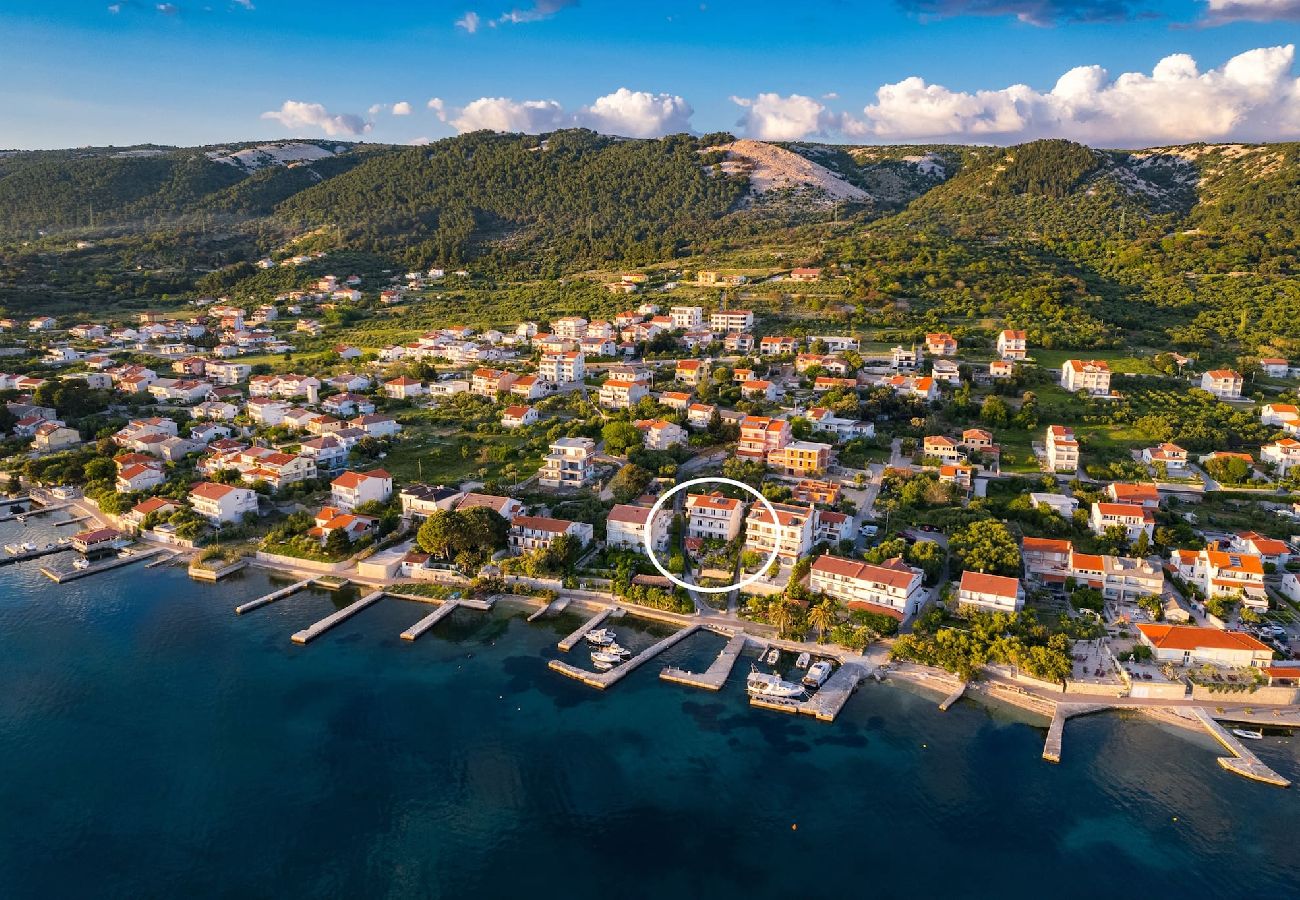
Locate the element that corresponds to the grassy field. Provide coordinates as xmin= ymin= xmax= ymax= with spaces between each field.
xmin=1028 ymin=348 xmax=1165 ymax=375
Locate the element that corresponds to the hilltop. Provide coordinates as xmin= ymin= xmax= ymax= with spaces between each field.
xmin=3 ymin=132 xmax=1300 ymax=355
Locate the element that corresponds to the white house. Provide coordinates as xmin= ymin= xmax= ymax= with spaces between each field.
xmin=957 ymin=570 xmax=1024 ymax=613
xmin=634 ymin=418 xmax=687 ymax=450
xmin=330 ymin=468 xmax=393 ymax=510
xmin=189 ymin=482 xmax=258 ymax=524
xmin=1200 ymin=369 xmax=1243 ymax=400
xmin=1062 ymin=359 xmax=1111 ymax=395
xmin=538 ymin=437 xmax=595 ymax=489
xmin=1045 ymin=425 xmax=1079 ymax=473
xmin=1090 ymin=502 xmax=1155 ymax=543
xmin=996 ymin=330 xmax=1027 ymax=360
xmin=685 ymin=492 xmax=745 ymax=541
xmin=508 ymin=515 xmax=593 ymax=553
xmin=606 ymin=504 xmax=671 ymax=554
xmin=811 ymin=555 xmax=924 ymax=621
xmin=502 ymin=405 xmax=538 ymax=429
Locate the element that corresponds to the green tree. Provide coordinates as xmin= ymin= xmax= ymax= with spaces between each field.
xmin=607 ymin=464 xmax=653 ymax=504
xmin=950 ymin=520 xmax=1021 ymax=576
xmin=602 ymin=421 xmax=643 ymax=456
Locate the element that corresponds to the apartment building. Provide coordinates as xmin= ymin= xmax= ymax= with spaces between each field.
xmin=744 ymin=502 xmax=815 ymax=565
xmin=956 ymin=570 xmax=1024 ymax=613
xmin=508 ymin=515 xmax=593 ymax=553
xmin=539 ymin=351 xmax=585 ymax=384
xmin=685 ymin=492 xmax=745 ymax=541
xmin=538 ymin=437 xmax=596 ymax=489
xmin=330 ymin=468 xmax=393 ymax=511
xmin=736 ymin=416 xmax=791 ymax=460
xmin=810 ymin=555 xmax=924 ymax=621
xmin=1045 ymin=425 xmax=1079 ymax=473
xmin=767 ymin=440 xmax=832 ymax=477
xmin=996 ymin=329 xmax=1027 ymax=360
xmin=1200 ymin=369 xmax=1243 ymax=400
xmin=709 ymin=310 xmax=753 ymax=332
xmin=606 ymin=504 xmax=671 ymax=554
xmin=1062 ymin=359 xmax=1112 ymax=395
xmin=1090 ymin=502 xmax=1155 ymax=543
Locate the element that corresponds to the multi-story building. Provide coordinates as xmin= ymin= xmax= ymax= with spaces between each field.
xmin=956 ymin=570 xmax=1024 ymax=613
xmin=669 ymin=306 xmax=703 ymax=330
xmin=1169 ymin=546 xmax=1267 ymax=609
xmin=685 ymin=492 xmax=745 ymax=541
xmin=502 ymin=405 xmax=538 ymax=428
xmin=1062 ymin=359 xmax=1112 ymax=395
xmin=759 ymin=336 xmax=798 ymax=356
xmin=767 ymin=440 xmax=832 ymax=476
xmin=709 ymin=310 xmax=753 ymax=332
xmin=634 ymin=419 xmax=687 ymax=450
xmin=1045 ymin=425 xmax=1079 ymax=473
xmin=810 ymin=555 xmax=925 ymax=621
xmin=539 ymin=351 xmax=585 ymax=384
xmin=996 ymin=329 xmax=1027 ymax=360
xmin=509 ymin=515 xmax=593 ymax=553
xmin=1262 ymin=438 xmax=1300 ymax=475
xmin=925 ymin=332 xmax=957 ymax=356
xmin=736 ymin=416 xmax=790 ymax=460
xmin=606 ymin=504 xmax=671 ymax=554
xmin=744 ymin=502 xmax=815 ymax=565
xmin=1135 ymin=624 xmax=1272 ymax=668
xmin=330 ymin=468 xmax=393 ymax=511
xmin=1090 ymin=502 xmax=1155 ymax=543
xmin=598 ymin=378 xmax=649 ymax=409
xmin=922 ymin=435 xmax=965 ymax=464
xmin=675 ymin=359 xmax=708 ymax=386
xmin=471 ymin=367 xmax=518 ymax=397
xmin=188 ymin=482 xmax=258 ymax=524
xmin=686 ymin=403 xmax=716 ymax=430
xmin=1200 ymin=369 xmax=1243 ymax=400
xmin=552 ymin=317 xmax=588 ymax=339
xmin=538 ymin=437 xmax=595 ymax=489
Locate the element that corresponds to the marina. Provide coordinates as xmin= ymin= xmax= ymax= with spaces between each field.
xmin=291 ymin=590 xmax=384 ymax=644
xmin=549 ymin=623 xmax=701 ymax=689
xmin=1192 ymin=707 xmax=1292 ymax=788
xmin=660 ymin=629 xmax=748 ymax=691
xmin=0 ymin=542 xmax=72 ymax=567
xmin=557 ymin=606 xmax=618 ymax=652
xmin=39 ymin=547 xmax=167 ymax=582
xmin=749 ymin=661 xmax=868 ymax=722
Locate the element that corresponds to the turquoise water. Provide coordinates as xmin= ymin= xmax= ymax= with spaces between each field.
xmin=1 ymin=513 xmax=1298 ymax=898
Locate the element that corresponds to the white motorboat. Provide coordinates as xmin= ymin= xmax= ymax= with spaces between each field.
xmin=803 ymin=660 xmax=833 ymax=688
xmin=1232 ymin=728 xmax=1264 ymax=741
xmin=795 ymin=651 xmax=811 ymax=669
xmin=747 ymin=667 xmax=806 ymax=700
xmin=602 ymin=643 xmax=631 ymax=657
xmin=72 ymin=558 xmax=90 ymax=570
xmin=585 ymin=628 xmax=617 ymax=646
xmin=19 ymin=541 xmax=37 ymax=553
xmin=591 ymin=650 xmax=625 ymax=666
xmin=764 ymin=648 xmax=780 ymax=666
xmin=592 ymin=659 xmax=615 ymax=672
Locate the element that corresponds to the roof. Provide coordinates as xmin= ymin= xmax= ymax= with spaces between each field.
xmin=686 ymin=492 xmax=741 ymax=512
xmin=332 ymin=468 xmax=390 ymax=489
xmin=959 ymin=570 xmax=1021 ymax=598
xmin=1022 ymin=536 xmax=1072 ymax=554
xmin=455 ymin=493 xmax=514 ymax=513
xmin=1095 ymin=502 xmax=1154 ymax=521
xmin=607 ymin=504 xmax=655 ymax=525
xmin=1136 ymin=624 xmax=1270 ymax=654
xmin=503 ymin=405 xmax=533 ymax=418
xmin=511 ymin=515 xmax=575 ymax=534
xmin=1204 ymin=369 xmax=1241 ymax=379
xmin=132 ymin=497 xmax=178 ymax=515
xmin=190 ymin=481 xmax=241 ymax=500
xmin=1238 ymin=532 xmax=1290 ymax=555
xmin=812 ymin=555 xmax=918 ymax=589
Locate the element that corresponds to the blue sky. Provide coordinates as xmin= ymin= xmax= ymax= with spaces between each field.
xmin=4 ymin=0 xmax=1300 ymax=148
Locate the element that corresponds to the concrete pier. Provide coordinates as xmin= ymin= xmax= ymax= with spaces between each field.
xmin=748 ymin=662 xmax=866 ymax=722
xmin=0 ymin=501 xmax=69 ymax=523
xmin=40 ymin=547 xmax=165 ymax=582
xmin=550 ymin=624 xmax=701 ymax=689
xmin=1193 ymin=707 xmax=1291 ymax=788
xmin=939 ymin=682 xmax=967 ymax=711
xmin=1043 ymin=703 xmax=1113 ymax=763
xmin=291 ymin=590 xmax=384 ymax=644
xmin=235 ymin=578 xmax=314 ymax=614
xmin=0 ymin=544 xmax=72 ymax=567
xmin=527 ymin=595 xmax=570 ymax=622
xmin=54 ymin=515 xmax=93 ymax=528
xmin=660 ymin=631 xmax=747 ymax=691
xmin=400 ymin=600 xmax=461 ymax=641
xmin=557 ymin=607 xmax=617 ymax=651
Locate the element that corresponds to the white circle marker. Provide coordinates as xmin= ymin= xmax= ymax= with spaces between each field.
xmin=643 ymin=476 xmax=781 ymax=594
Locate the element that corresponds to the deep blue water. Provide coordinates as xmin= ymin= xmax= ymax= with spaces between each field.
xmin=1 ymin=513 xmax=1299 ymax=899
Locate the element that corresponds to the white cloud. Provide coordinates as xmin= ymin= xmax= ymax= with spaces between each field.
xmin=156 ymin=3 xmax=178 ymax=13
xmin=442 ymin=88 xmax=692 ymax=137
xmin=496 ymin=0 xmax=577 ymax=25
xmin=1203 ymin=0 xmax=1300 ymax=21
xmin=232 ymin=0 xmax=254 ymax=9
xmin=261 ymin=100 xmax=372 ymax=137
xmin=842 ymin=45 xmax=1300 ymax=145
xmin=577 ymin=88 xmax=693 ymax=137
xmin=450 ymin=97 xmax=569 ymax=133
xmin=409 ymin=137 xmax=433 ymax=146
xmin=730 ymin=93 xmax=838 ymax=141
xmin=455 ymin=11 xmax=480 ymax=32
xmin=392 ymin=101 xmax=413 ymax=116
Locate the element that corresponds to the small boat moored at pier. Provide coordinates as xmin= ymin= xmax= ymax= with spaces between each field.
xmin=803 ymin=660 xmax=833 ymax=688
xmin=795 ymin=652 xmax=811 ymax=669
xmin=1232 ymin=728 xmax=1264 ymax=741
xmin=747 ymin=667 xmax=806 ymax=700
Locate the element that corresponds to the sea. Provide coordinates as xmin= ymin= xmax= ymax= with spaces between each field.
xmin=1 ymin=510 xmax=1298 ymax=899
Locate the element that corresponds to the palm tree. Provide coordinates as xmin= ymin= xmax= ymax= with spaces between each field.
xmin=808 ymin=599 xmax=840 ymax=643
xmin=768 ymin=600 xmax=797 ymax=639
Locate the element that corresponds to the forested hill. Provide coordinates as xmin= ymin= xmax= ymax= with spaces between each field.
xmin=5 ymin=132 xmax=1300 ymax=354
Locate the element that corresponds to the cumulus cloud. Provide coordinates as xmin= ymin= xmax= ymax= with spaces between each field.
xmin=1202 ymin=0 xmax=1300 ymax=22
xmin=730 ymin=93 xmax=839 ymax=141
xmin=842 ymin=45 xmax=1300 ymax=145
xmin=441 ymin=88 xmax=692 ymax=137
xmin=451 ymin=97 xmax=569 ymax=133
xmin=577 ymin=88 xmax=693 ymax=137
xmin=897 ymin=0 xmax=1141 ymax=25
xmin=455 ymin=11 xmax=480 ymax=32
xmin=391 ymin=101 xmax=413 ymax=116
xmin=261 ymin=100 xmax=372 ymax=137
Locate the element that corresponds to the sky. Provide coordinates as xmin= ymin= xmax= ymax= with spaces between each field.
xmin=4 ymin=0 xmax=1300 ymax=148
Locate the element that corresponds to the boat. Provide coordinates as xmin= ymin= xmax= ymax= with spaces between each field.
xmin=72 ymin=558 xmax=90 ymax=570
xmin=602 ymin=643 xmax=631 ymax=657
xmin=1232 ymin=728 xmax=1264 ymax=741
xmin=585 ymin=628 xmax=616 ymax=646
xmin=803 ymin=660 xmax=833 ymax=688
xmin=591 ymin=650 xmax=625 ymax=666
xmin=747 ymin=667 xmax=806 ymax=700
xmin=764 ymin=648 xmax=780 ymax=665
xmin=592 ymin=659 xmax=614 ymax=672
xmin=795 ymin=651 xmax=811 ymax=669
